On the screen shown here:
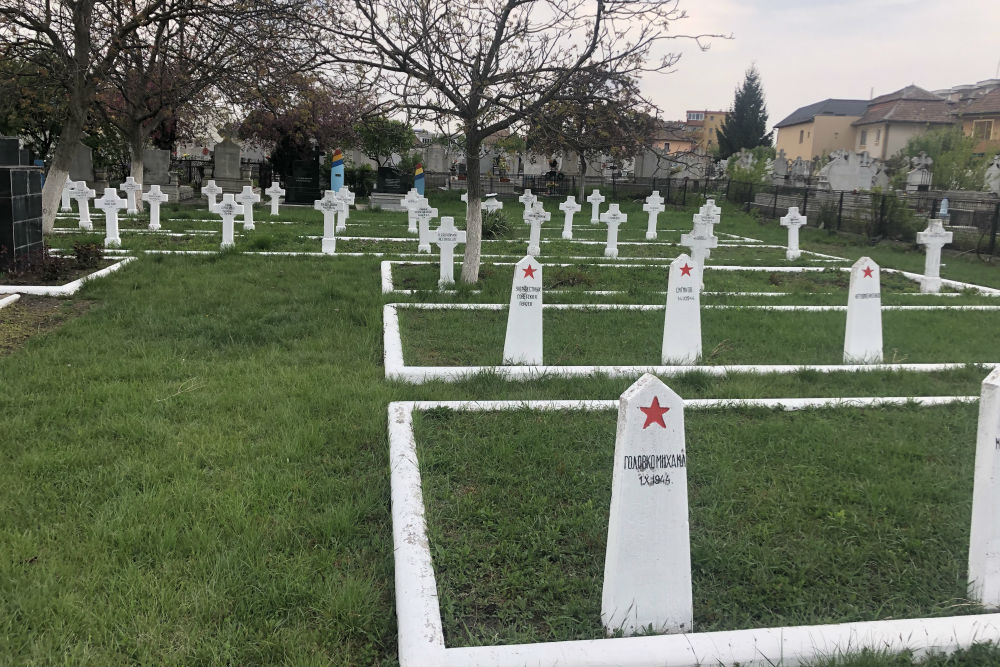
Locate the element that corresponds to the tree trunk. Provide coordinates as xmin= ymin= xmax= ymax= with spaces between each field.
xmin=460 ymin=138 xmax=483 ymax=284
xmin=128 ymin=129 xmax=145 ymax=212
xmin=40 ymin=113 xmax=86 ymax=234
xmin=578 ymin=154 xmax=588 ymax=201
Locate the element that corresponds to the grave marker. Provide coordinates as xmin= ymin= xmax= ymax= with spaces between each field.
xmin=779 ymin=207 xmax=807 ymax=261
xmin=643 ymin=191 xmax=666 ymax=240
xmin=916 ymin=218 xmax=952 ymax=294
xmin=429 ymin=216 xmax=466 ymax=286
xmin=502 ymin=256 xmax=543 ymax=365
xmin=518 ymin=189 xmax=536 ymax=216
xmin=482 ymin=195 xmax=503 ymax=215
xmin=587 ymin=189 xmax=605 ymax=224
xmin=315 ymin=190 xmax=340 ymax=254
xmin=661 ymin=253 xmax=702 ymax=364
xmin=843 ymin=257 xmax=882 ymax=364
xmin=525 ymin=202 xmax=550 ymax=256
xmin=93 ymin=187 xmax=127 ymax=248
xmin=969 ymin=367 xmax=1000 ymax=608
xmin=602 ymin=373 xmax=692 ymax=636
xmin=559 ymin=195 xmax=582 ymax=240
xmin=401 ymin=189 xmax=423 ymax=234
xmin=235 ymin=185 xmax=260 ymax=230
xmin=264 ymin=181 xmax=285 ymax=216
xmin=72 ymin=182 xmax=96 ymax=230
xmin=141 ymin=185 xmax=169 ymax=231
xmin=210 ymin=193 xmax=243 ymax=249
xmin=680 ymin=217 xmax=718 ymax=288
xmin=337 ymin=187 xmax=355 ymax=230
xmin=415 ymin=202 xmax=437 ymax=253
xmin=61 ymin=176 xmax=74 ymax=211
xmin=119 ymin=176 xmax=142 ymax=214
xmin=599 ymin=204 xmax=627 ymax=258
xmin=202 ymin=180 xmax=222 ymax=209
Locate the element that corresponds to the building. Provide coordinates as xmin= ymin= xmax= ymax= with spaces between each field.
xmin=941 ymin=79 xmax=1000 ymax=155
xmin=650 ymin=121 xmax=699 ymax=154
xmin=773 ymin=99 xmax=869 ymax=160
xmin=684 ymin=110 xmax=728 ymax=154
xmin=851 ymin=86 xmax=953 ymax=160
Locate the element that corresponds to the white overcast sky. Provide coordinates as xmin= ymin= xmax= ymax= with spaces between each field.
xmin=643 ymin=0 xmax=1000 ymax=127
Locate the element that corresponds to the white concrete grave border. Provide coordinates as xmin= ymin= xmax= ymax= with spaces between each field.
xmin=0 ymin=293 xmax=21 ymax=310
xmin=389 ymin=396 xmax=1000 ymax=667
xmin=383 ymin=302 xmax=1000 ymax=382
xmin=0 ymin=257 xmax=136 ymax=296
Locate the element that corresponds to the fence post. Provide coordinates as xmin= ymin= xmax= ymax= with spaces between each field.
xmin=772 ymin=186 xmax=779 ymax=218
xmin=879 ymin=193 xmax=888 ymax=237
xmin=745 ymin=183 xmax=753 ymax=213
xmin=681 ymin=178 xmax=688 ymax=207
xmin=666 ymin=177 xmax=672 ymax=204
xmin=837 ymin=191 xmax=844 ymax=230
xmin=802 ymin=188 xmax=809 ymax=216
xmin=990 ymin=203 xmax=1000 ymax=257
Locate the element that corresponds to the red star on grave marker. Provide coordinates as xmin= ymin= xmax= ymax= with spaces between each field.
xmin=639 ymin=396 xmax=670 ymax=429
xmin=522 ymin=265 xmax=537 ymax=279
xmin=863 ymin=266 xmax=874 ymax=278
xmin=680 ymin=263 xmax=693 ymax=277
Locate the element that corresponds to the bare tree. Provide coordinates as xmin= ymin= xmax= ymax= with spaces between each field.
xmin=316 ymin=0 xmax=722 ymax=282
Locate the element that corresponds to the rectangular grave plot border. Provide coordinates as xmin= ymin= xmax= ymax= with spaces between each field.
xmin=0 ymin=257 xmax=137 ymax=296
xmin=389 ymin=397 xmax=1000 ymax=667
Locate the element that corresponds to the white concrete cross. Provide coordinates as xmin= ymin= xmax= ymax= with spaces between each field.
xmin=602 ymin=373 xmax=692 ymax=636
xmin=559 ymin=196 xmax=582 ymax=240
xmin=680 ymin=218 xmax=718 ymax=289
xmin=61 ymin=176 xmax=74 ymax=211
xmin=599 ymin=203 xmax=627 ymax=258
xmin=699 ymin=199 xmax=721 ymax=223
xmin=843 ymin=257 xmax=882 ymax=364
xmin=315 ymin=190 xmax=341 ymax=254
xmin=503 ymin=256 xmax=543 ymax=365
xmin=210 ymin=193 xmax=244 ymax=250
xmin=141 ymin=185 xmax=169 ymax=231
xmin=336 ymin=187 xmax=355 ymax=230
xmin=429 ymin=216 xmax=466 ymax=286
xmin=662 ymin=253 xmax=702 ymax=364
xmin=587 ymin=189 xmax=605 ymax=224
xmin=969 ymin=367 xmax=1000 ymax=608
xmin=93 ymin=187 xmax=127 ymax=248
xmin=525 ymin=202 xmax=551 ymax=256
xmin=415 ymin=201 xmax=438 ymax=254
xmin=459 ymin=192 xmax=468 ymax=204
xmin=643 ymin=191 xmax=666 ymax=240
xmin=518 ymin=189 xmax=537 ymax=215
xmin=72 ymin=182 xmax=96 ymax=231
xmin=202 ymin=180 xmax=222 ymax=209
xmin=779 ymin=207 xmax=808 ymax=261
xmin=402 ymin=189 xmax=423 ymax=234
xmin=235 ymin=185 xmax=260 ymax=230
xmin=916 ymin=218 xmax=953 ymax=293
xmin=264 ymin=182 xmax=285 ymax=216
xmin=482 ymin=195 xmax=503 ymax=215
xmin=119 ymin=176 xmax=143 ymax=214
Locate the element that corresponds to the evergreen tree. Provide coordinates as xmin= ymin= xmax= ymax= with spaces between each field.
xmin=716 ymin=66 xmax=771 ymax=159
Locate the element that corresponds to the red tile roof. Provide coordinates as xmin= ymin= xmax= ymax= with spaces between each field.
xmin=853 ymin=86 xmax=953 ymax=126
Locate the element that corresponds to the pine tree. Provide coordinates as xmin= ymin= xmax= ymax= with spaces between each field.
xmin=716 ymin=66 xmax=772 ymax=159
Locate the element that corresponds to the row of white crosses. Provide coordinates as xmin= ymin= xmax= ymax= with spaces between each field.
xmin=520 ymin=188 xmax=628 ymax=259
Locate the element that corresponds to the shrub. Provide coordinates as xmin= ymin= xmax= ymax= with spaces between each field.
xmin=482 ymin=210 xmax=511 ymax=239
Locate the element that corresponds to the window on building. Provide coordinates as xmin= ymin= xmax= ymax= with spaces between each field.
xmin=874 ymin=129 xmax=881 ymax=145
xmin=687 ymin=112 xmax=704 ymax=121
xmin=799 ymin=129 xmax=804 ymax=143
xmin=663 ymin=142 xmax=670 ymax=152
xmin=860 ymin=130 xmax=868 ymax=146
xmin=709 ymin=115 xmax=714 ymax=120
xmin=974 ymin=120 xmax=994 ymax=141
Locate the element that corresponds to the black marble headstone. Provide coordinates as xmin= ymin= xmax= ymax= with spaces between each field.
xmin=0 ymin=136 xmax=44 ymax=271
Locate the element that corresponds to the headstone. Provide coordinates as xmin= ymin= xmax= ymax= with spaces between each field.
xmin=661 ymin=254 xmax=702 ymax=364
xmin=401 ymin=189 xmax=423 ymax=234
xmin=288 ymin=151 xmax=322 ymax=203
xmin=968 ymin=367 xmax=1000 ymax=608
xmin=599 ymin=203 xmax=627 ymax=258
xmin=141 ymin=185 xmax=169 ymax=231
xmin=502 ymin=256 xmax=543 ymax=365
xmin=93 ymin=187 xmax=127 ymax=248
xmin=587 ymin=189 xmax=605 ymax=224
xmin=789 ymin=157 xmax=811 ymax=187
xmin=119 ymin=176 xmax=142 ymax=214
xmin=602 ymin=373 xmax=692 ymax=636
xmin=142 ymin=148 xmax=171 ymax=185
xmin=213 ymin=138 xmax=242 ymax=180
xmin=202 ymin=180 xmax=222 ymax=209
xmin=414 ymin=162 xmax=425 ymax=196
xmin=482 ymin=196 xmax=503 ymax=215
xmin=916 ymin=218 xmax=953 ymax=293
xmin=680 ymin=215 xmax=718 ymax=289
xmin=72 ymin=181 xmax=96 ymax=230
xmin=0 ymin=137 xmax=43 ymax=270
xmin=699 ymin=199 xmax=721 ymax=222
xmin=735 ymin=149 xmax=755 ymax=171
xmin=643 ymin=191 xmax=666 ymax=240
xmin=518 ymin=189 xmax=536 ymax=215
xmin=779 ymin=207 xmax=807 ymax=260
xmin=264 ymin=182 xmax=285 ymax=216
xmin=415 ymin=202 xmax=438 ymax=254
xmin=906 ymin=152 xmax=933 ymax=192
xmin=210 ymin=193 xmax=243 ymax=249
xmin=429 ymin=216 xmax=466 ymax=286
xmin=336 ymin=187 xmax=355 ymax=231
xmin=68 ymin=141 xmax=95 ymax=185
xmin=843 ymin=257 xmax=882 ymax=364
xmin=234 ymin=185 xmax=260 ymax=230
xmin=330 ymin=149 xmax=345 ymax=191
xmin=525 ymin=202 xmax=550 ymax=256
xmin=985 ymin=155 xmax=1000 ymax=196
xmin=60 ymin=175 xmax=74 ymax=211
xmin=315 ymin=190 xmax=340 ymax=254
xmin=872 ymin=161 xmax=890 ymax=190
xmin=559 ymin=196 xmax=581 ymax=240
xmin=772 ymin=148 xmax=789 ymax=184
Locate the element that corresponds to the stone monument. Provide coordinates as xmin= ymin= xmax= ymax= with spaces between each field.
xmin=916 ymin=217 xmax=952 ymax=293
xmin=0 ymin=137 xmax=43 ymax=270
xmin=661 ymin=254 xmax=701 ymax=364
xmin=968 ymin=367 xmax=1000 ymax=608
xmin=844 ymin=257 xmax=882 ymax=364
xmin=212 ymin=138 xmax=250 ymax=193
xmin=906 ymin=152 xmax=933 ymax=192
xmin=559 ymin=196 xmax=581 ymax=240
xmin=502 ymin=256 xmax=543 ymax=365
xmin=985 ymin=155 xmax=1000 ymax=196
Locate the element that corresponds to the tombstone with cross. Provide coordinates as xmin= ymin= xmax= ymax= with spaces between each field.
xmin=93 ymin=187 xmax=127 ymax=248
xmin=235 ymin=186 xmax=260 ymax=230
xmin=680 ymin=218 xmax=718 ymax=288
xmin=61 ymin=175 xmax=75 ymax=211
xmin=643 ymin=191 xmax=666 ymax=240
xmin=779 ymin=207 xmax=807 ymax=260
xmin=587 ymin=189 xmax=605 ymax=224
xmin=415 ymin=201 xmax=438 ymax=254
xmin=401 ymin=189 xmax=423 ymax=234
xmin=518 ymin=189 xmax=537 ymax=217
xmin=141 ymin=185 xmax=169 ymax=231
xmin=210 ymin=193 xmax=244 ymax=249
xmin=264 ymin=182 xmax=285 ymax=216
xmin=336 ymin=187 xmax=355 ymax=230
xmin=559 ymin=196 xmax=582 ymax=240
xmin=71 ymin=182 xmax=96 ymax=230
xmin=119 ymin=176 xmax=143 ymax=214
xmin=482 ymin=195 xmax=503 ymax=215
xmin=985 ymin=154 xmax=1000 ymax=195
xmin=916 ymin=217 xmax=953 ymax=293
xmin=314 ymin=190 xmax=340 ymax=254
xmin=202 ymin=180 xmax=222 ymax=209
xmin=428 ymin=216 xmax=466 ymax=286
xmin=600 ymin=203 xmax=627 ymax=258
xmin=525 ymin=202 xmax=551 ymax=256
xmin=906 ymin=151 xmax=934 ymax=192
xmin=700 ymin=199 xmax=721 ymax=222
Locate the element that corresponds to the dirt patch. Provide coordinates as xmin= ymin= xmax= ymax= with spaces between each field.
xmin=0 ymin=259 xmax=116 ymax=286
xmin=0 ymin=296 xmax=93 ymax=355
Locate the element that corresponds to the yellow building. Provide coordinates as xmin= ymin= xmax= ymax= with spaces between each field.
xmin=954 ymin=87 xmax=1000 ymax=154
xmin=773 ymin=99 xmax=868 ymax=160
xmin=685 ymin=110 xmax=728 ymax=154
xmin=851 ymin=86 xmax=953 ymax=160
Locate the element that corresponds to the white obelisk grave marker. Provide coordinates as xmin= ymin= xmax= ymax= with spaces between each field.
xmin=235 ymin=186 xmax=260 ymax=230
xmin=202 ymin=180 xmax=222 ymax=209
xmin=643 ymin=191 xmax=666 ymax=240
xmin=401 ymin=189 xmax=423 ymax=234
xmin=61 ymin=176 xmax=74 ymax=211
xmin=662 ymin=254 xmax=702 ymax=364
xmin=969 ymin=367 xmax=1000 ymax=608
xmin=779 ymin=207 xmax=807 ymax=260
xmin=843 ymin=257 xmax=882 ymax=364
xmin=525 ymin=202 xmax=550 ymax=256
xmin=141 ymin=185 xmax=168 ymax=231
xmin=264 ymin=182 xmax=285 ymax=216
xmin=559 ymin=196 xmax=581 ymax=240
xmin=587 ymin=189 xmax=605 ymax=223
xmin=119 ymin=176 xmax=142 ymax=214
xmin=211 ymin=193 xmax=243 ymax=250
xmin=94 ymin=188 xmax=127 ymax=248
xmin=602 ymin=373 xmax=692 ymax=637
xmin=73 ymin=182 xmax=96 ymax=230
xmin=916 ymin=218 xmax=953 ymax=294
xmin=415 ymin=202 xmax=437 ymax=254
xmin=429 ymin=216 xmax=466 ymax=286
xmin=315 ymin=190 xmax=340 ymax=254
xmin=503 ymin=256 xmax=543 ymax=365
xmin=600 ymin=204 xmax=627 ymax=258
